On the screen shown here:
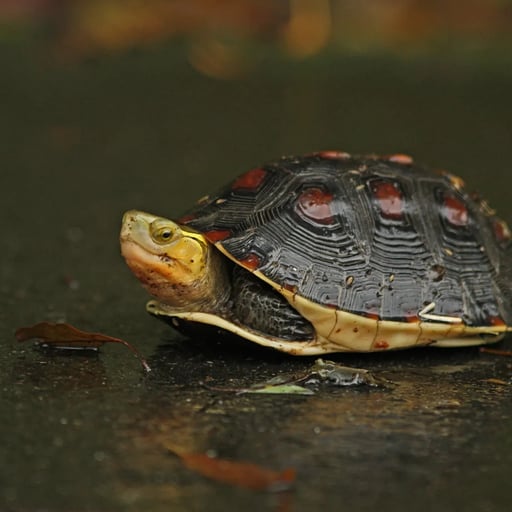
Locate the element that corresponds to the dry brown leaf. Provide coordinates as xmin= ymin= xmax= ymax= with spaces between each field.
xmin=483 ymin=378 xmax=509 ymax=386
xmin=166 ymin=444 xmax=295 ymax=492
xmin=480 ymin=347 xmax=512 ymax=357
xmin=15 ymin=322 xmax=151 ymax=372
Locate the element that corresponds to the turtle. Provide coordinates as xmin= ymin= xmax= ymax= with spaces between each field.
xmin=120 ymin=151 xmax=512 ymax=355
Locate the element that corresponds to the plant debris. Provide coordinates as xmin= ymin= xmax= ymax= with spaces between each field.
xmin=480 ymin=347 xmax=512 ymax=357
xmin=245 ymin=382 xmax=315 ymax=396
xmin=15 ymin=322 xmax=151 ymax=372
xmin=483 ymin=378 xmax=509 ymax=386
xmin=165 ymin=444 xmax=296 ymax=492
xmin=307 ymin=358 xmax=384 ymax=387
xmin=206 ymin=358 xmax=388 ymax=395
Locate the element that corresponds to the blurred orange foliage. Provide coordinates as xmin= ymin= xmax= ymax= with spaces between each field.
xmin=56 ymin=0 xmax=284 ymax=53
xmin=2 ymin=0 xmax=512 ymax=76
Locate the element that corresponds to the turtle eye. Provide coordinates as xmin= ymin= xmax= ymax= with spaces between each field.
xmin=150 ymin=221 xmax=176 ymax=244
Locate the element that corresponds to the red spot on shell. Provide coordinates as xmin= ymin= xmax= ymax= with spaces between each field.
xmin=493 ymin=219 xmax=511 ymax=242
xmin=316 ymin=151 xmax=351 ymax=159
xmin=362 ymin=311 xmax=380 ymax=321
xmin=178 ymin=213 xmax=197 ymax=224
xmin=231 ymin=168 xmax=267 ymax=190
xmin=385 ymin=154 xmax=413 ymax=165
xmin=488 ymin=316 xmax=506 ymax=326
xmin=283 ymin=283 xmax=298 ymax=294
xmin=239 ymin=253 xmax=261 ymax=271
xmin=204 ymin=230 xmax=231 ymax=243
xmin=296 ymin=187 xmax=334 ymax=224
xmin=404 ymin=315 xmax=420 ymax=323
xmin=374 ymin=340 xmax=389 ymax=349
xmin=370 ymin=179 xmax=405 ymax=220
xmin=442 ymin=193 xmax=469 ymax=227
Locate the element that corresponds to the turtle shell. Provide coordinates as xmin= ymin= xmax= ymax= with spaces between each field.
xmin=179 ymin=152 xmax=512 ymax=331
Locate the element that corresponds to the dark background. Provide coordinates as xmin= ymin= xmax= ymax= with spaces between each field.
xmin=1 ymin=2 xmax=512 ymax=510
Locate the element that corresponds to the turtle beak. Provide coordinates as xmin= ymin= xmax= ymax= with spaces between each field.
xmin=120 ymin=210 xmax=134 ymax=240
xmin=120 ymin=210 xmax=155 ymax=243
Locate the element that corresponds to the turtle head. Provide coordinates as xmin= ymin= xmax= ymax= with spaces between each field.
xmin=120 ymin=210 xmax=230 ymax=311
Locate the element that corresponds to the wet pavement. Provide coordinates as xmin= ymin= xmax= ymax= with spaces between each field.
xmin=2 ymin=44 xmax=512 ymax=511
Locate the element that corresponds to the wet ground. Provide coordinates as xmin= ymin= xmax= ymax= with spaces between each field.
xmin=2 ymin=43 xmax=512 ymax=511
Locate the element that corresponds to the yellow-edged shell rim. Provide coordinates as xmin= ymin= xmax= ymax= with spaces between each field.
xmin=147 ymin=296 xmax=507 ymax=355
xmin=146 ymin=242 xmax=510 ymax=354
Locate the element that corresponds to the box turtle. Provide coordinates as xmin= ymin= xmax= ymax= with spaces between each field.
xmin=120 ymin=152 xmax=512 ymax=354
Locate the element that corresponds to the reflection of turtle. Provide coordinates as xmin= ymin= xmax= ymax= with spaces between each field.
xmin=120 ymin=152 xmax=512 ymax=355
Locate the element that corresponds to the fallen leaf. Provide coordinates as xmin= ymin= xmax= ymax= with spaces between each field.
xmin=166 ymin=444 xmax=296 ymax=492
xmin=480 ymin=347 xmax=512 ymax=357
xmin=203 ymin=358 xmax=387 ymax=395
xmin=244 ymin=384 xmax=314 ymax=395
xmin=15 ymin=322 xmax=151 ymax=372
xmin=483 ymin=378 xmax=509 ymax=386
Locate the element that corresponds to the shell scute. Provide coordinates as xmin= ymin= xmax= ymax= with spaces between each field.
xmin=295 ymin=187 xmax=335 ymax=225
xmin=439 ymin=189 xmax=470 ymax=228
xmin=231 ymin=167 xmax=268 ymax=191
xmin=368 ymin=178 xmax=406 ymax=220
xmin=180 ymin=154 xmax=512 ymax=327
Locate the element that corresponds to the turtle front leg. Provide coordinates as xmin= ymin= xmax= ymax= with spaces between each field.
xmin=231 ymin=266 xmax=315 ymax=340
